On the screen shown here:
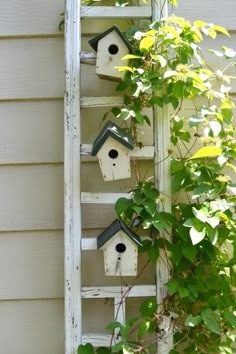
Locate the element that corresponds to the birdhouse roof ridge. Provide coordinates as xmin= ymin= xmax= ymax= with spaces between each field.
xmin=97 ymin=218 xmax=143 ymax=249
xmin=88 ymin=25 xmax=133 ymax=53
xmin=91 ymin=120 xmax=134 ymax=156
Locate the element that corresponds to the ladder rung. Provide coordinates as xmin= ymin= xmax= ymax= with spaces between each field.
xmin=82 ymin=334 xmax=111 ymax=347
xmin=82 ymin=285 xmax=156 ymax=298
xmin=81 ymin=144 xmax=154 ymax=159
xmin=81 ymin=192 xmax=130 ymax=204
xmin=81 ymin=6 xmax=152 ymax=19
xmin=80 ymin=96 xmax=123 ymax=108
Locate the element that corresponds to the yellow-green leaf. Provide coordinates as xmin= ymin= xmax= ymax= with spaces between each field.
xmin=221 ymin=100 xmax=235 ymax=109
xmin=194 ymin=20 xmax=207 ymax=28
xmin=116 ymin=66 xmax=133 ymax=72
xmin=190 ymin=146 xmax=222 ymax=159
xmin=208 ymin=28 xmax=217 ymax=39
xmin=166 ymin=16 xmax=186 ymax=27
xmin=146 ymin=29 xmax=156 ymax=36
xmin=193 ymin=29 xmax=203 ymax=42
xmin=170 ymin=0 xmax=178 ymax=7
xmin=213 ymin=25 xmax=230 ymax=37
xmin=140 ymin=36 xmax=155 ymax=51
xmin=122 ymin=54 xmax=143 ymax=60
xmin=162 ymin=25 xmax=180 ymax=40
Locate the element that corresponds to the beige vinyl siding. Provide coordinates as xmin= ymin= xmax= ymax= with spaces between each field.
xmin=0 ymin=231 xmax=63 ymax=299
xmin=0 ymin=0 xmax=236 ymax=353
xmin=0 ymin=39 xmax=64 ymax=99
xmin=0 ymin=300 xmax=64 ymax=354
xmin=0 ymin=166 xmax=63 ymax=231
xmin=174 ymin=0 xmax=236 ymax=31
xmin=0 ymin=101 xmax=63 ymax=163
xmin=0 ymin=0 xmax=65 ymax=353
xmin=0 ymin=0 xmax=64 ymax=36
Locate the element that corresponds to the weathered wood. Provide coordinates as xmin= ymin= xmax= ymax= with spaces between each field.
xmin=80 ymin=51 xmax=96 ymax=65
xmin=81 ymin=237 xmax=97 ymax=250
xmin=0 ymin=231 xmax=63 ymax=299
xmin=81 ymin=192 xmax=130 ymax=204
xmin=0 ymin=299 xmax=64 ymax=354
xmin=82 ymin=334 xmax=111 ymax=347
xmin=153 ymin=1 xmax=173 ymax=353
xmin=82 ymin=285 xmax=156 ymax=298
xmin=81 ymin=6 xmax=151 ymax=19
xmin=114 ymin=295 xmax=125 ymax=339
xmin=64 ymin=0 xmax=82 ymax=352
xmin=81 ymin=96 xmax=123 ymax=107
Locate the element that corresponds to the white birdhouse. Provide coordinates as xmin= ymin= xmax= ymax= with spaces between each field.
xmin=91 ymin=120 xmax=134 ymax=181
xmin=88 ymin=25 xmax=133 ymax=81
xmin=97 ymin=219 xmax=143 ymax=276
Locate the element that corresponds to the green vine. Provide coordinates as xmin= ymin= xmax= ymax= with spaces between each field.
xmin=77 ymin=0 xmax=236 ymax=353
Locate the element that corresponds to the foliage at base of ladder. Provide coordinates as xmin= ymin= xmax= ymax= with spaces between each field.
xmin=78 ymin=0 xmax=236 ymax=352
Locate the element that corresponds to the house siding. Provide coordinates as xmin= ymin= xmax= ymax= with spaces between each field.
xmin=0 ymin=1 xmax=65 ymax=353
xmin=0 ymin=0 xmax=235 ymax=353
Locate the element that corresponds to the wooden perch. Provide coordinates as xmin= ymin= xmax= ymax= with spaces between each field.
xmin=80 ymin=51 xmax=96 ymax=65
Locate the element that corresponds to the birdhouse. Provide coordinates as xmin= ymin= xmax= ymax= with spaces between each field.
xmin=91 ymin=120 xmax=134 ymax=181
xmin=97 ymin=218 xmax=143 ymax=276
xmin=88 ymin=25 xmax=133 ymax=81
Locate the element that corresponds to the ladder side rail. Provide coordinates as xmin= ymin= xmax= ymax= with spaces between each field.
xmin=152 ymin=0 xmax=173 ymax=353
xmin=64 ymin=0 xmax=82 ymax=353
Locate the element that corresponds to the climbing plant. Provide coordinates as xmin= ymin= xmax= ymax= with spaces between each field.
xmin=77 ymin=0 xmax=236 ymax=353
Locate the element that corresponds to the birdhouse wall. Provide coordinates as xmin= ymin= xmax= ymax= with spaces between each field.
xmin=97 ymin=136 xmax=131 ymax=181
xmin=101 ymin=230 xmax=138 ymax=276
xmin=96 ymin=31 xmax=130 ymax=81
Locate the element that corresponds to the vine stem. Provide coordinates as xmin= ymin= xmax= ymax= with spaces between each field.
xmin=110 ymin=258 xmax=151 ymax=347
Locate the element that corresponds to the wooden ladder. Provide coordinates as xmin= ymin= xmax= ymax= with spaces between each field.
xmin=64 ymin=1 xmax=171 ymax=353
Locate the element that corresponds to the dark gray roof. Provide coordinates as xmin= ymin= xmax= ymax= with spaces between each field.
xmin=91 ymin=120 xmax=134 ymax=156
xmin=97 ymin=218 xmax=143 ymax=249
xmin=88 ymin=25 xmax=133 ymax=53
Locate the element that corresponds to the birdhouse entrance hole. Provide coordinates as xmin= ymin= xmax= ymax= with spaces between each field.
xmin=108 ymin=149 xmax=119 ymax=159
xmin=116 ymin=243 xmax=126 ymax=253
xmin=108 ymin=44 xmax=119 ymax=55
